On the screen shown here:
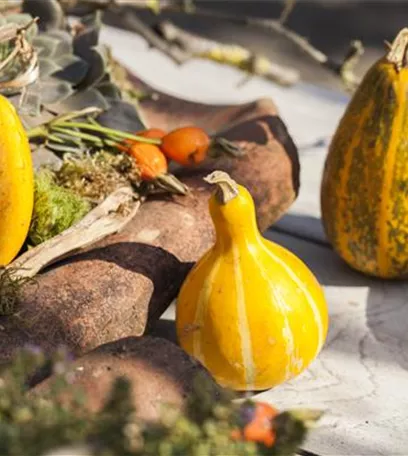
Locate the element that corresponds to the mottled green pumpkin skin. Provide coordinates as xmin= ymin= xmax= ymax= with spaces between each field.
xmin=321 ymin=53 xmax=408 ymax=279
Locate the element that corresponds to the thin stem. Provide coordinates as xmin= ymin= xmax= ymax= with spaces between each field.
xmin=27 ymin=125 xmax=47 ymax=139
xmin=104 ymin=138 xmax=123 ymax=148
xmin=47 ymin=133 xmax=66 ymax=144
xmin=50 ymin=107 xmax=103 ymax=125
xmin=279 ymin=0 xmax=296 ymax=25
xmin=52 ymin=131 xmax=83 ymax=146
xmin=52 ymin=126 xmax=104 ymax=145
xmin=57 ymin=121 xmax=162 ymax=145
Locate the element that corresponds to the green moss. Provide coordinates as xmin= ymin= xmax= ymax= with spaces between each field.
xmin=28 ymin=169 xmax=92 ymax=247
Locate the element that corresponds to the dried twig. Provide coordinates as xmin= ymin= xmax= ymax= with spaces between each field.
xmin=115 ymin=1 xmax=363 ymax=89
xmin=61 ymin=0 xmax=188 ymax=14
xmin=189 ymin=6 xmax=364 ymax=89
xmin=0 ymin=17 xmax=40 ymax=94
xmin=109 ymin=5 xmax=190 ymax=65
xmin=158 ymin=20 xmax=299 ymax=86
xmin=8 ymin=187 xmax=140 ymax=279
xmin=279 ymin=0 xmax=296 ymax=25
xmin=62 ymin=0 xmax=363 ymax=88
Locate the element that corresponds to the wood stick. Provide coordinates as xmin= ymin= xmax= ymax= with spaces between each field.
xmin=9 ymin=186 xmax=140 ymax=279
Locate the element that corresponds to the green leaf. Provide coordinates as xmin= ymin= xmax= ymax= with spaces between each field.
xmin=53 ymin=55 xmax=89 ymax=85
xmin=47 ymin=88 xmax=110 ymax=114
xmin=97 ymin=99 xmax=145 ymax=133
xmin=22 ymin=0 xmax=65 ymax=31
xmin=73 ymin=14 xmax=101 ymax=59
xmin=55 ymin=37 xmax=73 ymax=56
xmin=18 ymin=89 xmax=42 ymax=117
xmin=37 ymin=78 xmax=74 ymax=105
xmin=5 ymin=13 xmax=33 ymax=27
xmin=96 ymin=82 xmax=122 ymax=100
xmin=33 ymin=35 xmax=60 ymax=58
xmin=38 ymin=57 xmax=62 ymax=78
xmin=45 ymin=29 xmax=73 ymax=45
xmin=80 ymin=9 xmax=103 ymax=29
xmin=76 ymin=45 xmax=108 ymax=90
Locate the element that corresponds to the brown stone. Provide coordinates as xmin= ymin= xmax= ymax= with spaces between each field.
xmin=31 ymin=336 xmax=220 ymax=422
xmin=0 ymin=73 xmax=299 ymax=363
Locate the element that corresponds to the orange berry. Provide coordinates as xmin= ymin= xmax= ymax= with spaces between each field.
xmin=232 ymin=402 xmax=279 ymax=448
xmin=135 ymin=128 xmax=167 ymax=140
xmin=160 ymin=126 xmax=211 ymax=166
xmin=126 ymin=142 xmax=168 ymax=181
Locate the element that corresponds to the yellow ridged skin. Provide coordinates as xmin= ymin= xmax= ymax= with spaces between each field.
xmin=0 ymin=95 xmax=34 ymax=266
xmin=175 ymin=176 xmax=329 ymax=391
xmin=321 ymin=29 xmax=408 ymax=279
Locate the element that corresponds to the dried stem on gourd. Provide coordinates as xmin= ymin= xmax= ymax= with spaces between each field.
xmin=386 ymin=27 xmax=408 ymax=71
xmin=204 ymin=170 xmax=239 ymax=204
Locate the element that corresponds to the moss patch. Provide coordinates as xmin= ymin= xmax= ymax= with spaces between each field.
xmin=28 ymin=169 xmax=92 ymax=247
xmin=55 ymin=151 xmax=141 ymax=204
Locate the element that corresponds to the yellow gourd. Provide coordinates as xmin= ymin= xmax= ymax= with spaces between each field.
xmin=321 ymin=28 xmax=408 ymax=278
xmin=176 ymin=171 xmax=329 ymax=391
xmin=0 ymin=94 xmax=34 ymax=265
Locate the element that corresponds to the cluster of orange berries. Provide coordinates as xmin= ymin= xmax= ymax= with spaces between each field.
xmin=120 ymin=126 xmax=211 ymax=181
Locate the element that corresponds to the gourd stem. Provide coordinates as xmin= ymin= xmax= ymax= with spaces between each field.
xmin=386 ymin=27 xmax=408 ymax=70
xmin=204 ymin=170 xmax=239 ymax=204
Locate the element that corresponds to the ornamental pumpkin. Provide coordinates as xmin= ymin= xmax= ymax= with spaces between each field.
xmin=321 ymin=28 xmax=408 ymax=279
xmin=176 ymin=171 xmax=328 ymax=391
xmin=0 ymin=94 xmax=34 ymax=266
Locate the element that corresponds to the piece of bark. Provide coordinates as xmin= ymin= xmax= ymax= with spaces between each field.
xmin=0 ymin=79 xmax=299 ymax=364
xmin=31 ymin=336 xmax=221 ymax=422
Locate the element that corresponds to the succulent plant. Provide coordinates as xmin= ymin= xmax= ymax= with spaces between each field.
xmin=0 ymin=0 xmax=146 ymax=159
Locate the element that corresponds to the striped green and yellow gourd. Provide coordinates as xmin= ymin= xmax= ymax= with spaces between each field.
xmin=321 ymin=28 xmax=408 ymax=279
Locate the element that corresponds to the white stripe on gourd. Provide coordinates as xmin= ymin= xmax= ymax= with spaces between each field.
xmin=250 ymin=250 xmax=296 ymax=380
xmin=192 ymin=253 xmax=220 ymax=363
xmin=260 ymin=244 xmax=324 ymax=357
xmin=232 ymin=243 xmax=255 ymax=389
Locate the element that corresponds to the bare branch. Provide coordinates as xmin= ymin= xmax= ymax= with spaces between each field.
xmin=339 ymin=40 xmax=364 ymax=90
xmin=184 ymin=6 xmax=364 ymax=89
xmin=62 ymin=0 xmax=364 ymax=90
xmin=109 ymin=5 xmax=190 ymax=65
xmin=158 ymin=20 xmax=299 ymax=86
xmin=279 ymin=0 xmax=296 ymax=25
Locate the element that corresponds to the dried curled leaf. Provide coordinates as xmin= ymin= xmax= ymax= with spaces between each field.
xmin=0 ymin=16 xmax=40 ymax=94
